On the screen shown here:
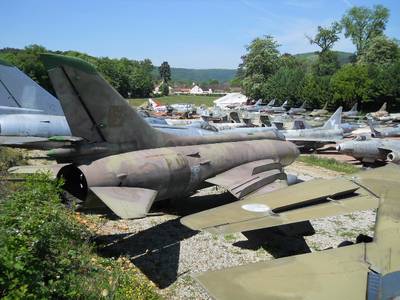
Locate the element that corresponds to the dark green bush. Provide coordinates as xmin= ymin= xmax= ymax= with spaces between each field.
xmin=0 ymin=174 xmax=160 ymax=299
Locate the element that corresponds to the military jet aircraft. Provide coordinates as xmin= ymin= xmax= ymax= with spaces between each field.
xmin=287 ymin=101 xmax=306 ymax=115
xmin=342 ymin=103 xmax=358 ymax=118
xmin=368 ymin=118 xmax=400 ymax=138
xmin=33 ymin=54 xmax=291 ymax=163
xmin=309 ymin=102 xmax=328 ymax=117
xmin=241 ymin=99 xmax=275 ymax=113
xmin=281 ymin=107 xmax=344 ymax=151
xmin=337 ymin=137 xmax=400 ymax=163
xmin=10 ymin=53 xmax=299 ymax=219
xmin=261 ymin=100 xmax=288 ymax=113
xmin=0 ymin=58 xmax=71 ymax=146
xmin=367 ymin=102 xmax=388 ymax=120
xmin=181 ymin=164 xmax=400 ymax=300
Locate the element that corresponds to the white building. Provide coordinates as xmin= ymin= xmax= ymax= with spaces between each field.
xmin=190 ymin=84 xmax=203 ymax=94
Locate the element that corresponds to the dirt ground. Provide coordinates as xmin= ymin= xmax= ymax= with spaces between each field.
xmin=84 ymin=161 xmax=375 ymax=299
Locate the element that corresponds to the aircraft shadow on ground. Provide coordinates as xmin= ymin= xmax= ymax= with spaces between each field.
xmin=95 ymin=191 xmax=314 ymax=288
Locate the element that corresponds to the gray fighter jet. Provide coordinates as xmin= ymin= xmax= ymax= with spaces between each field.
xmin=342 ymin=103 xmax=358 ymax=118
xmin=281 ymin=107 xmax=344 ymax=150
xmin=337 ymin=136 xmax=400 ymax=163
xmin=288 ymin=101 xmax=306 ymax=115
xmin=0 ymin=58 xmax=71 ymax=146
xmin=368 ymin=118 xmax=400 ymax=138
xmin=262 ymin=100 xmax=288 ymax=113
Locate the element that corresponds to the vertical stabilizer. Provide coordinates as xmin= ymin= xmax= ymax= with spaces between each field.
xmin=0 ymin=58 xmax=64 ymax=115
xmin=40 ymin=53 xmax=170 ymax=147
xmin=322 ymin=107 xmax=342 ymax=130
xmin=367 ymin=118 xmax=381 ymax=137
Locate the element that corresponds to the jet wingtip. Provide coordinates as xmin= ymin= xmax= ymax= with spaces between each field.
xmin=40 ymin=53 xmax=98 ymax=75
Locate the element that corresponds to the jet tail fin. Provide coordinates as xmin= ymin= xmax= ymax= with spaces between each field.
xmin=350 ymin=103 xmax=357 ymax=112
xmin=322 ymin=102 xmax=328 ymax=110
xmin=322 ymin=106 xmax=342 ymax=130
xmin=367 ymin=118 xmax=381 ymax=137
xmin=379 ymin=102 xmax=387 ymax=112
xmin=0 ymin=58 xmax=64 ymax=115
xmin=281 ymin=100 xmax=288 ymax=108
xmin=300 ymin=101 xmax=306 ymax=109
xmin=267 ymin=99 xmax=275 ymax=107
xmin=40 ymin=54 xmax=169 ymax=147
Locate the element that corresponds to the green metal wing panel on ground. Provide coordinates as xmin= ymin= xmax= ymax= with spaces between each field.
xmin=195 ymin=244 xmax=369 ymax=300
xmin=191 ymin=164 xmax=400 ymax=300
xmin=181 ymin=176 xmax=379 ymax=234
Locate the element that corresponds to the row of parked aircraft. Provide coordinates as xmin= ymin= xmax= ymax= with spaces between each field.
xmin=1 ymin=54 xmax=400 ymax=299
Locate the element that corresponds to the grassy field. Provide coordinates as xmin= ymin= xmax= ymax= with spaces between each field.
xmin=297 ymin=154 xmax=359 ymax=174
xmin=128 ymin=95 xmax=220 ymax=107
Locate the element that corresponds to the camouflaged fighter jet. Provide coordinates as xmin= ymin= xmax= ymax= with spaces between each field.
xmin=181 ymin=164 xmax=400 ymax=300
xmin=367 ymin=102 xmax=388 ymax=120
xmin=309 ymin=101 xmax=328 ymax=117
xmin=337 ymin=137 xmax=400 ymax=163
xmin=34 ymin=54 xmax=288 ymax=163
xmin=0 ymin=58 xmax=71 ymax=147
xmin=280 ymin=106 xmax=344 ymax=151
xmin=9 ymin=53 xmax=300 ymax=219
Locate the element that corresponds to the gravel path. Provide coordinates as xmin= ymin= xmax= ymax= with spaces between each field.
xmin=89 ymin=161 xmax=375 ymax=299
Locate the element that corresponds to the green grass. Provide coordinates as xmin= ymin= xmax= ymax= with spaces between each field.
xmin=297 ymin=155 xmax=359 ymax=174
xmin=223 ymin=233 xmax=237 ymax=242
xmin=128 ymin=94 xmax=220 ymax=107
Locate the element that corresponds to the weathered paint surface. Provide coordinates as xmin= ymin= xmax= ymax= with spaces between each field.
xmin=192 ymin=164 xmax=400 ymax=300
xmin=59 ymin=139 xmax=298 ymax=204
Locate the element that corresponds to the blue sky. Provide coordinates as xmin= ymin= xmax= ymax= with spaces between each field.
xmin=1 ymin=0 xmax=399 ymax=69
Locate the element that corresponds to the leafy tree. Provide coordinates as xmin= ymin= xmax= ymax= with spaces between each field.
xmin=341 ymin=5 xmax=390 ymax=56
xmin=301 ymin=74 xmax=332 ymax=109
xmin=264 ymin=65 xmax=305 ymax=106
xmin=358 ymin=35 xmax=400 ymax=65
xmin=307 ymin=23 xmax=341 ymax=53
xmin=330 ymin=63 xmax=374 ymax=108
xmin=161 ymin=82 xmax=169 ymax=96
xmin=313 ymin=50 xmax=340 ymax=76
xmin=239 ymin=35 xmax=281 ymax=99
xmin=368 ymin=60 xmax=400 ymax=111
xmin=0 ymin=44 xmax=52 ymax=92
xmin=159 ymin=61 xmax=171 ymax=83
xmin=0 ymin=46 xmax=154 ymax=98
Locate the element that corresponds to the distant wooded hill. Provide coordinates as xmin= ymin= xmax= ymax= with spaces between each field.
xmin=152 ymin=67 xmax=238 ymax=83
xmin=295 ymin=51 xmax=353 ymax=65
xmin=160 ymin=51 xmax=353 ymax=83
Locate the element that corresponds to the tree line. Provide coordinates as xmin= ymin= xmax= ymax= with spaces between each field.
xmin=0 ymin=45 xmax=154 ymax=98
xmin=238 ymin=5 xmax=400 ymax=111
